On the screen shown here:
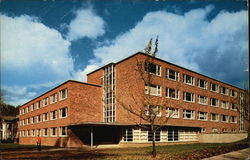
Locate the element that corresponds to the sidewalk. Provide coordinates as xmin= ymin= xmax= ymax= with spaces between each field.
xmin=203 ymin=148 xmax=250 ymax=160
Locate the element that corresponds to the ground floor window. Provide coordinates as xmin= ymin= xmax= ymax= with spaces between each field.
xmin=123 ymin=128 xmax=133 ymax=142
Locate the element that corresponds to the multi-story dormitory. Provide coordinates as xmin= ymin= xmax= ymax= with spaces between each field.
xmin=18 ymin=52 xmax=248 ymax=147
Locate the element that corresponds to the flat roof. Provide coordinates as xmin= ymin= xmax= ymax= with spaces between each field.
xmin=20 ymin=80 xmax=101 ymax=108
xmin=87 ymin=52 xmax=245 ymax=91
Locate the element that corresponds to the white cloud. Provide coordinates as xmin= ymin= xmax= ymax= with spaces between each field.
xmin=67 ymin=7 xmax=105 ymax=41
xmin=73 ymin=65 xmax=99 ymax=82
xmin=83 ymin=6 xmax=248 ymax=86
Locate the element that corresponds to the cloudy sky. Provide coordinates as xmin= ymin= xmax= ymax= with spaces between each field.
xmin=0 ymin=0 xmax=248 ymax=106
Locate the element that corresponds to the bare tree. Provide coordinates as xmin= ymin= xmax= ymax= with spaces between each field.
xmin=115 ymin=37 xmax=180 ymax=157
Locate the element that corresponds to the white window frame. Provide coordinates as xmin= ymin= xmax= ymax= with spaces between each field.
xmin=231 ymin=103 xmax=237 ymax=111
xmin=183 ymin=109 xmax=195 ymax=120
xmin=43 ymin=128 xmax=48 ymax=137
xmin=50 ymin=93 xmax=57 ymax=104
xmin=43 ymin=97 xmax=49 ymax=106
xmin=50 ymin=127 xmax=57 ymax=137
xmin=201 ymin=128 xmax=206 ymax=132
xmin=144 ymin=62 xmax=161 ymax=76
xmin=230 ymin=116 xmax=237 ymax=123
xmin=59 ymin=89 xmax=68 ymax=101
xmin=146 ymin=105 xmax=162 ymax=117
xmin=221 ymin=115 xmax=229 ymax=123
xmin=210 ymin=83 xmax=219 ymax=93
xmin=36 ymin=101 xmax=41 ymax=109
xmin=210 ymin=113 xmax=219 ymax=122
xmin=220 ymin=86 xmax=229 ymax=95
xmin=31 ymin=104 xmax=34 ymax=111
xmin=198 ymin=79 xmax=207 ymax=89
xmin=210 ymin=98 xmax=219 ymax=107
xmin=37 ymin=129 xmax=41 ymax=136
xmin=166 ymin=88 xmax=179 ymax=99
xmin=59 ymin=126 xmax=68 ymax=137
xmin=166 ymin=68 xmax=179 ymax=81
xmin=32 ymin=129 xmax=35 ymax=137
xmin=166 ymin=107 xmax=179 ymax=118
xmin=198 ymin=95 xmax=208 ymax=105
xmin=230 ymin=90 xmax=237 ymax=97
xmin=50 ymin=110 xmax=57 ymax=120
xmin=43 ymin=112 xmax=49 ymax=121
xmin=59 ymin=107 xmax=68 ymax=118
xmin=36 ymin=115 xmax=41 ymax=123
xmin=183 ymin=92 xmax=194 ymax=102
xmin=183 ymin=74 xmax=194 ymax=86
xmin=221 ymin=101 xmax=229 ymax=109
xmin=198 ymin=112 xmax=208 ymax=121
xmin=145 ymin=84 xmax=161 ymax=96
xmin=212 ymin=128 xmax=218 ymax=133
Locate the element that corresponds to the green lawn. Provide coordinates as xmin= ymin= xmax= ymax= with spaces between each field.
xmin=0 ymin=139 xmax=248 ymax=160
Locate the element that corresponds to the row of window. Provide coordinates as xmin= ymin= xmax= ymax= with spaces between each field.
xmin=201 ymin=127 xmax=237 ymax=133
xmin=19 ymin=126 xmax=67 ymax=137
xmin=146 ymin=106 xmax=238 ymax=123
xmin=145 ymin=85 xmax=238 ymax=110
xmin=19 ymin=89 xmax=68 ymax=115
xmin=20 ymin=107 xmax=68 ymax=126
xmin=145 ymin=62 xmax=238 ymax=97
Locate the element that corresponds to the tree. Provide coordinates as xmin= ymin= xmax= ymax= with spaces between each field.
xmin=115 ymin=37 xmax=180 ymax=157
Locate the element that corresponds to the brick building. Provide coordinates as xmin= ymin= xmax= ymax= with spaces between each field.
xmin=18 ymin=52 xmax=248 ymax=147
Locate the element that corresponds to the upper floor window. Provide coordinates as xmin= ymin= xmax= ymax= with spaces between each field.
xmin=183 ymin=74 xmax=194 ymax=85
xmin=145 ymin=105 xmax=161 ymax=117
xmin=210 ymin=113 xmax=219 ymax=122
xmin=51 ymin=127 xmax=57 ymax=137
xmin=210 ymin=98 xmax=219 ymax=107
xmin=31 ymin=104 xmax=34 ymax=111
xmin=221 ymin=115 xmax=229 ymax=123
xmin=198 ymin=79 xmax=207 ymax=89
xmin=231 ymin=116 xmax=237 ymax=123
xmin=210 ymin=83 xmax=219 ymax=92
xmin=198 ymin=95 xmax=208 ymax=105
xmin=36 ymin=115 xmax=41 ymax=123
xmin=198 ymin=112 xmax=208 ymax=121
xmin=50 ymin=93 xmax=57 ymax=104
xmin=43 ymin=97 xmax=49 ymax=106
xmin=59 ymin=89 xmax=68 ymax=100
xmin=166 ymin=88 xmax=179 ymax=99
xmin=144 ymin=62 xmax=161 ymax=76
xmin=221 ymin=101 xmax=229 ymax=109
xmin=31 ymin=116 xmax=35 ymax=124
xmin=166 ymin=69 xmax=179 ymax=81
xmin=183 ymin=92 xmax=194 ymax=102
xmin=59 ymin=107 xmax=68 ymax=118
xmin=145 ymin=84 xmax=161 ymax=96
xmin=50 ymin=110 xmax=57 ymax=120
xmin=43 ymin=128 xmax=48 ymax=137
xmin=220 ymin=86 xmax=229 ymax=95
xmin=183 ymin=109 xmax=195 ymax=120
xmin=43 ymin=112 xmax=48 ymax=121
xmin=166 ymin=107 xmax=179 ymax=118
xmin=36 ymin=101 xmax=41 ymax=109
xmin=26 ymin=106 xmax=30 ymax=113
xmin=230 ymin=90 xmax=237 ymax=97
xmin=59 ymin=126 xmax=68 ymax=137
xmin=231 ymin=103 xmax=237 ymax=111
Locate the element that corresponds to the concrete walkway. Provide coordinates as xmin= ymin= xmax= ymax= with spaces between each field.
xmin=203 ymin=148 xmax=250 ymax=160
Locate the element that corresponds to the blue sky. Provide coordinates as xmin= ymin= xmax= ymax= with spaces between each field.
xmin=0 ymin=0 xmax=248 ymax=106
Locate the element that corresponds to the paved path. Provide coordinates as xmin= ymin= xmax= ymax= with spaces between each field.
xmin=203 ymin=148 xmax=250 ymax=160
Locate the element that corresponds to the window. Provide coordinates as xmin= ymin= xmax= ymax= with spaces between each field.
xmin=43 ymin=97 xmax=49 ymax=106
xmin=198 ymin=112 xmax=207 ymax=121
xmin=166 ymin=107 xmax=179 ymax=118
xmin=221 ymin=101 xmax=229 ymax=109
xmin=31 ymin=116 xmax=35 ymax=124
xmin=26 ymin=118 xmax=30 ymax=125
xmin=36 ymin=115 xmax=41 ymax=123
xmin=123 ymin=128 xmax=133 ymax=142
xmin=27 ymin=130 xmax=30 ymax=137
xmin=59 ymin=126 xmax=67 ymax=137
xmin=168 ymin=129 xmax=179 ymax=141
xmin=51 ymin=127 xmax=57 ymax=137
xmin=210 ymin=113 xmax=219 ymax=122
xmin=212 ymin=128 xmax=218 ymax=133
xmin=232 ymin=129 xmax=236 ymax=132
xmin=23 ymin=108 xmax=25 ymax=114
xmin=43 ymin=128 xmax=48 ymax=137
xmin=36 ymin=101 xmax=41 ymax=109
xmin=32 ymin=130 xmax=35 ymax=137
xmin=31 ymin=104 xmax=34 ymax=111
xmin=146 ymin=105 xmax=161 ymax=117
xmin=144 ymin=62 xmax=161 ymax=76
xmin=59 ymin=88 xmax=68 ymax=100
xmin=26 ymin=106 xmax=29 ymax=113
xmin=231 ymin=116 xmax=237 ymax=123
xmin=166 ymin=88 xmax=179 ymax=99
xmin=50 ymin=110 xmax=57 ymax=120
xmin=183 ymin=74 xmax=194 ymax=85
xmin=231 ymin=103 xmax=237 ymax=111
xmin=23 ymin=119 xmax=26 ymax=125
xmin=145 ymin=84 xmax=161 ymax=96
xmin=221 ymin=86 xmax=229 ymax=95
xmin=19 ymin=110 xmax=22 ymax=115
xmin=43 ymin=113 xmax=48 ymax=121
xmin=166 ymin=69 xmax=179 ymax=81
xmin=210 ymin=98 xmax=219 ymax=107
xmin=230 ymin=90 xmax=237 ymax=97
xmin=222 ymin=128 xmax=228 ymax=133
xmin=59 ymin=107 xmax=68 ymax=118
xmin=50 ymin=93 xmax=57 ymax=104
xmin=198 ymin=95 xmax=208 ymax=105
xmin=183 ymin=92 xmax=194 ymax=102
xmin=198 ymin=79 xmax=207 ymax=89
xmin=183 ymin=110 xmax=195 ymax=120
xmin=201 ymin=128 xmax=206 ymax=132
xmin=221 ymin=115 xmax=229 ymax=123
xmin=148 ymin=129 xmax=161 ymax=141
xmin=210 ymin=83 xmax=219 ymax=92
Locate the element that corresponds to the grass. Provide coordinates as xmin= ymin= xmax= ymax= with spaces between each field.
xmin=0 ymin=139 xmax=248 ymax=160
xmin=0 ymin=143 xmax=58 ymax=151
